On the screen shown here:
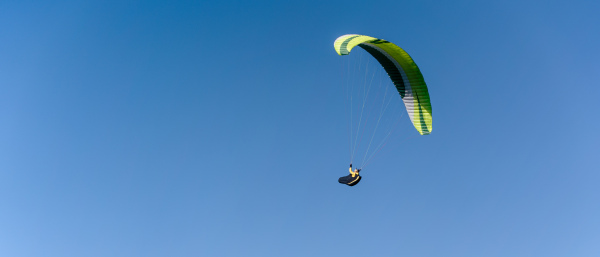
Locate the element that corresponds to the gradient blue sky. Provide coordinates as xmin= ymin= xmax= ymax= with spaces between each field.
xmin=1 ymin=1 xmax=599 ymax=256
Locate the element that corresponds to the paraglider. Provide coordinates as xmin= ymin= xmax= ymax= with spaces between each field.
xmin=338 ymin=164 xmax=362 ymax=186
xmin=334 ymin=34 xmax=432 ymax=186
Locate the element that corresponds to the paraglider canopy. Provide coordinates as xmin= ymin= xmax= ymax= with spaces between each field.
xmin=334 ymin=34 xmax=432 ymax=135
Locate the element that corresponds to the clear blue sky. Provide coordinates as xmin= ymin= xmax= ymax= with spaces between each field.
xmin=1 ymin=1 xmax=599 ymax=256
